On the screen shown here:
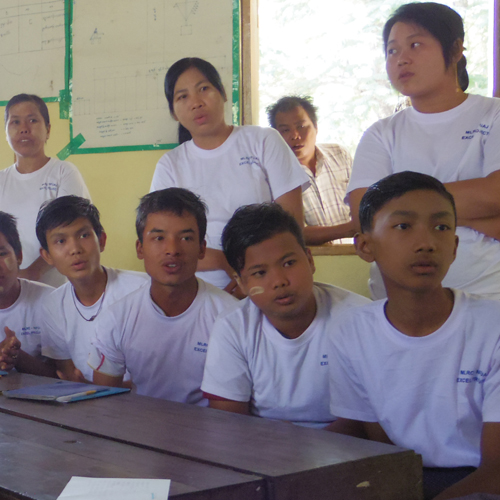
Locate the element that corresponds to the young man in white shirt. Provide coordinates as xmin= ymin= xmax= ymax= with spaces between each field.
xmin=36 ymin=196 xmax=148 ymax=382
xmin=89 ymin=188 xmax=236 ymax=405
xmin=201 ymin=203 xmax=368 ymax=427
xmin=327 ymin=171 xmax=500 ymax=500
xmin=0 ymin=211 xmax=55 ymax=376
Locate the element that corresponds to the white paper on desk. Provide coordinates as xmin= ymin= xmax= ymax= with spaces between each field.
xmin=57 ymin=477 xmax=171 ymax=500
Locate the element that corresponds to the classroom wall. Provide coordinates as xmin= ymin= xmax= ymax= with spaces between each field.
xmin=0 ymin=101 xmax=371 ymax=296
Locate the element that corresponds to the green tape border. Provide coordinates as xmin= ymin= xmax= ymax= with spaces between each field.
xmin=57 ymin=133 xmax=86 ymax=160
xmin=68 ymin=0 xmax=242 ymax=155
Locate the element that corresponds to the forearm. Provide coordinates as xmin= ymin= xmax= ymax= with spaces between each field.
xmin=445 ymin=172 xmax=500 ymax=220
xmin=433 ymin=464 xmax=500 ymax=500
xmin=18 ymin=256 xmax=52 ymax=282
xmin=15 ymin=351 xmax=57 ymax=377
xmin=458 ymin=215 xmax=500 ymax=241
xmin=93 ymin=371 xmax=124 ymax=387
xmin=196 ymin=248 xmax=232 ymax=275
xmin=208 ymin=398 xmax=251 ymax=416
xmin=304 ymin=221 xmax=356 ymax=245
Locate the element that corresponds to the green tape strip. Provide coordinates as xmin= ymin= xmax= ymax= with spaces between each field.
xmin=57 ymin=133 xmax=86 ymax=160
xmin=59 ymin=89 xmax=70 ymax=119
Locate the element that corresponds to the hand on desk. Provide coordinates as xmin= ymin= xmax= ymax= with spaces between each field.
xmin=0 ymin=326 xmax=21 ymax=371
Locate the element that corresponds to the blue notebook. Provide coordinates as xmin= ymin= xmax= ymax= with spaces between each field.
xmin=2 ymin=380 xmax=129 ymax=403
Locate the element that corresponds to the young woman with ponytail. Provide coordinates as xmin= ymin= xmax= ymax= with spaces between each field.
xmin=347 ymin=2 xmax=500 ymax=300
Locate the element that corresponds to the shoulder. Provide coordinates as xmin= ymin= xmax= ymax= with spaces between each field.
xmin=43 ymin=281 xmax=72 ymax=309
xmin=197 ymin=279 xmax=239 ymax=312
xmin=19 ymin=279 xmax=54 ymax=300
xmin=158 ymin=142 xmax=190 ymax=164
xmin=456 ymin=289 xmax=500 ymax=326
xmin=315 ymin=282 xmax=370 ymax=310
xmin=0 ymin=164 xmax=16 ymax=178
xmin=212 ymin=294 xmax=262 ymax=330
xmin=106 ymin=268 xmax=149 ymax=286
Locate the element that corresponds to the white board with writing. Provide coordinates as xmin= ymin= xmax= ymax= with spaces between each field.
xmin=71 ymin=0 xmax=235 ymax=150
xmin=0 ymin=0 xmax=66 ymax=102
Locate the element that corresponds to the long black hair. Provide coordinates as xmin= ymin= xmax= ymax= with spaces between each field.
xmin=164 ymin=58 xmax=227 ymax=144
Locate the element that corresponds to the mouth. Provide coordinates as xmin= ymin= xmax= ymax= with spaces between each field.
xmin=274 ymin=293 xmax=294 ymax=306
xmin=71 ymin=260 xmax=87 ymax=271
xmin=162 ymin=261 xmax=182 ymax=274
xmin=292 ymin=145 xmax=304 ymax=152
xmin=193 ymin=114 xmax=208 ymax=125
xmin=399 ymin=71 xmax=414 ymax=81
xmin=411 ymin=261 xmax=438 ymax=274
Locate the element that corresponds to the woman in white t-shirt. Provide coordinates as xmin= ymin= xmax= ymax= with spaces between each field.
xmin=0 ymin=94 xmax=90 ymax=287
xmin=348 ymin=2 xmax=500 ymax=300
xmin=151 ymin=58 xmax=308 ymax=294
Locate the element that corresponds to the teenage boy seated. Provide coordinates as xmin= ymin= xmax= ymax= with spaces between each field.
xmin=89 ymin=188 xmax=237 ymax=405
xmin=201 ymin=203 xmax=368 ymax=427
xmin=36 ymin=196 xmax=148 ymax=382
xmin=327 ymin=171 xmax=500 ymax=500
xmin=267 ymin=95 xmax=355 ymax=245
xmin=0 ymin=211 xmax=56 ymax=376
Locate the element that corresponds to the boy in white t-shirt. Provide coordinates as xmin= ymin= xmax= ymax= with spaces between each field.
xmin=0 ymin=211 xmax=56 ymax=376
xmin=89 ymin=188 xmax=237 ymax=405
xmin=201 ymin=204 xmax=369 ymax=427
xmin=36 ymin=196 xmax=147 ymax=382
xmin=327 ymin=172 xmax=500 ymax=500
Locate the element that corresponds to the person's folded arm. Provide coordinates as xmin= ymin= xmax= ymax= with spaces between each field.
xmin=304 ymin=220 xmax=356 ymax=245
xmin=434 ymin=422 xmax=500 ymax=500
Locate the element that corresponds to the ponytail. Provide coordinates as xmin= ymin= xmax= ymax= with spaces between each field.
xmin=178 ymin=124 xmax=192 ymax=144
xmin=457 ymin=55 xmax=469 ymax=92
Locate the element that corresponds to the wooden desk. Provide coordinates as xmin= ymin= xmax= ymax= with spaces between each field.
xmin=0 ymin=374 xmax=423 ymax=500
xmin=0 ymin=411 xmax=263 ymax=500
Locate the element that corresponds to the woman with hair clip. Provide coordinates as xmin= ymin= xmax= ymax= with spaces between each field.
xmin=150 ymin=57 xmax=308 ymax=296
xmin=347 ymin=2 xmax=500 ymax=300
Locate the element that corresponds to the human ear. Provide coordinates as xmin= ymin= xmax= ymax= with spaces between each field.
xmin=354 ymin=232 xmax=376 ymax=263
xmin=451 ymin=39 xmax=464 ymax=64
xmin=46 ymin=123 xmax=51 ymax=141
xmin=305 ymin=247 xmax=316 ymax=274
xmin=136 ymin=239 xmax=144 ymax=260
xmin=98 ymin=231 xmax=107 ymax=252
xmin=40 ymin=247 xmax=54 ymax=266
xmin=198 ymin=240 xmax=207 ymax=260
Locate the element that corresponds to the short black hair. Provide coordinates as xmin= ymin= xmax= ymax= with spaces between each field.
xmin=0 ymin=212 xmax=22 ymax=259
xmin=359 ymin=171 xmax=457 ymax=233
xmin=383 ymin=2 xmax=468 ymax=91
xmin=136 ymin=188 xmax=208 ymax=244
xmin=5 ymin=93 xmax=50 ymax=128
xmin=266 ymin=95 xmax=318 ymax=129
xmin=36 ymin=196 xmax=104 ymax=251
xmin=222 ymin=203 xmax=306 ymax=275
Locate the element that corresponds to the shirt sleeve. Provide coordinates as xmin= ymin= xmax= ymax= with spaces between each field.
xmin=482 ymin=338 xmax=500 ymax=422
xmin=150 ymin=152 xmax=177 ymax=192
xmin=482 ymin=102 xmax=500 ymax=177
xmin=201 ymin=314 xmax=253 ymax=402
xmin=41 ymin=302 xmax=72 ymax=360
xmin=347 ymin=122 xmax=394 ymax=194
xmin=58 ymin=162 xmax=91 ymax=199
xmin=261 ymin=128 xmax=310 ymax=199
xmin=329 ymin=328 xmax=378 ymax=422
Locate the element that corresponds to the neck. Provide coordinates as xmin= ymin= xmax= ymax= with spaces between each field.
xmin=384 ymin=286 xmax=454 ymax=337
xmin=192 ymin=124 xmax=233 ymax=150
xmin=150 ymin=276 xmax=199 ymax=317
xmin=72 ymin=266 xmax=107 ymax=306
xmin=15 ymin=155 xmax=50 ymax=174
xmin=411 ymin=88 xmax=467 ymax=114
xmin=0 ymin=279 xmax=21 ymax=309
xmin=270 ymin=294 xmax=317 ymax=340
xmin=303 ymin=149 xmax=318 ymax=176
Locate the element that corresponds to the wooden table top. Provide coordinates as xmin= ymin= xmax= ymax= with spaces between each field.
xmin=0 ymin=373 xmax=423 ymax=500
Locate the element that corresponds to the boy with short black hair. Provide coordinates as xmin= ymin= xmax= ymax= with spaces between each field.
xmin=37 ymin=196 xmax=147 ymax=382
xmin=201 ymin=203 xmax=368 ymax=427
xmin=0 ymin=211 xmax=55 ymax=376
xmin=89 ymin=188 xmax=237 ymax=405
xmin=328 ymin=171 xmax=500 ymax=499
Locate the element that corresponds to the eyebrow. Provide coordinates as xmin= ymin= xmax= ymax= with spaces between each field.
xmin=49 ymin=224 xmax=93 ymax=238
xmin=246 ymin=251 xmax=297 ymax=272
xmin=387 ymin=32 xmax=429 ymax=46
xmin=148 ymin=228 xmax=195 ymax=235
xmin=389 ymin=210 xmax=454 ymax=219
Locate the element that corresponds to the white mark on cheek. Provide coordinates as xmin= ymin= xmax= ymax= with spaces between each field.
xmin=356 ymin=481 xmax=370 ymax=488
xmin=249 ymin=286 xmax=265 ymax=296
xmin=0 ymin=286 xmax=3 ymax=293
xmin=4 ymin=256 xmax=15 ymax=271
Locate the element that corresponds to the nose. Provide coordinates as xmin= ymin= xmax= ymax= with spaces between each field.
xmin=414 ymin=227 xmax=437 ymax=253
xmin=271 ymin=267 xmax=290 ymax=289
xmin=164 ymin=237 xmax=181 ymax=256
xmin=68 ymin=237 xmax=83 ymax=255
xmin=289 ymin=127 xmax=300 ymax=141
xmin=190 ymin=96 xmax=203 ymax=110
xmin=397 ymin=47 xmax=410 ymax=66
xmin=19 ymin=119 xmax=29 ymax=134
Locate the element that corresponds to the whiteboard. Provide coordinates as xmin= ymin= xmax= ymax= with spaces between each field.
xmin=70 ymin=0 xmax=238 ymax=151
xmin=0 ymin=0 xmax=66 ymax=103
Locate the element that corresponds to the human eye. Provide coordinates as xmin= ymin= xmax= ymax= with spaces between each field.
xmin=181 ymin=235 xmax=194 ymax=241
xmin=387 ymin=47 xmax=398 ymax=56
xmin=394 ymin=222 xmax=410 ymax=230
xmin=0 ymin=251 xmax=8 ymax=257
xmin=251 ymin=270 xmax=266 ymax=278
xmin=411 ymin=41 xmax=421 ymax=49
xmin=54 ymin=238 xmax=65 ymax=245
xmin=176 ymin=93 xmax=187 ymax=101
xmin=435 ymin=223 xmax=451 ymax=231
xmin=284 ymin=259 xmax=296 ymax=267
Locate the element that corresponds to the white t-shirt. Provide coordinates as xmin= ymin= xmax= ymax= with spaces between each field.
xmin=0 ymin=279 xmax=54 ymax=358
xmin=89 ymin=279 xmax=237 ymax=405
xmin=41 ymin=268 xmax=148 ymax=380
xmin=150 ymin=125 xmax=309 ymax=288
xmin=349 ymin=94 xmax=500 ymax=299
xmin=201 ymin=282 xmax=370 ymax=427
xmin=0 ymin=158 xmax=91 ymax=287
xmin=328 ymin=290 xmax=500 ymax=467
